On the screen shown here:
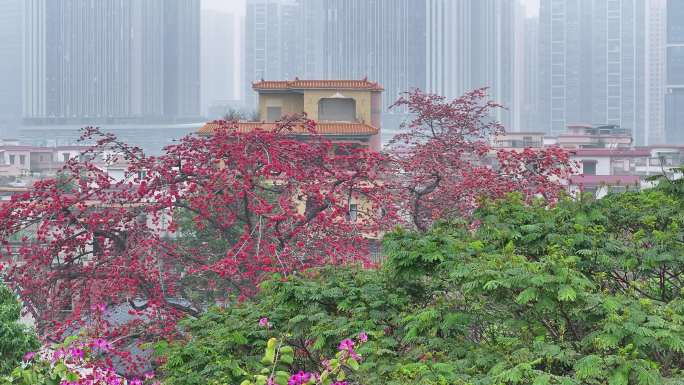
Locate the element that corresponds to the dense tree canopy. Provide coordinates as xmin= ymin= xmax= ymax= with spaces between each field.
xmin=0 ymin=89 xmax=576 ymax=374
xmin=159 ymin=188 xmax=684 ymax=384
xmin=388 ymin=89 xmax=573 ymax=231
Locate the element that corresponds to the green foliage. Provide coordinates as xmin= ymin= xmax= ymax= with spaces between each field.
xmin=1 ymin=336 xmax=127 ymax=385
xmin=159 ymin=190 xmax=684 ymax=385
xmin=2 ymin=357 xmax=74 ymax=385
xmin=0 ymin=284 xmax=39 ymax=375
xmin=157 ymin=267 xmax=410 ymax=385
xmin=238 ymin=335 xmax=361 ymax=385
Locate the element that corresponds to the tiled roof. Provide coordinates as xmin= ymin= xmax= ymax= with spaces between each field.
xmin=569 ymin=175 xmax=641 ymax=186
xmin=252 ymin=79 xmax=384 ymax=91
xmin=198 ymin=121 xmax=379 ymax=136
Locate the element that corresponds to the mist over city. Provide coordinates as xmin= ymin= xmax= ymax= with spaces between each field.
xmin=0 ymin=1 xmax=684 ymax=383
xmin=1 ymin=0 xmax=681 ymax=150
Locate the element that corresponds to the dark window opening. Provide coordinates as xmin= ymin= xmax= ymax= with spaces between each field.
xmin=582 ymin=160 xmax=597 ymax=175
xmin=349 ymin=203 xmax=358 ymax=222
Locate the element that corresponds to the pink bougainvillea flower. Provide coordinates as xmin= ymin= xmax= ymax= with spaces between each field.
xmin=259 ymin=317 xmax=269 ymax=327
xmin=92 ymin=338 xmax=112 ymax=351
xmin=69 ymin=347 xmax=84 ymax=360
xmin=358 ymin=331 xmax=368 ymax=343
xmin=287 ymin=371 xmax=312 ymax=385
xmin=22 ymin=351 xmax=36 ymax=361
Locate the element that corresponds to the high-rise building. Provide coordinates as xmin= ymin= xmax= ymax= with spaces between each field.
xmin=666 ymin=0 xmax=684 ymax=144
xmin=201 ymin=10 xmax=237 ymax=116
xmin=539 ymin=0 xmax=595 ymax=136
xmin=646 ymin=0 xmax=666 ymax=145
xmin=23 ymin=0 xmax=200 ymax=123
xmin=244 ymin=0 xmax=298 ymax=107
xmin=522 ymin=17 xmax=540 ymax=131
xmin=0 ymin=0 xmax=23 ymax=123
xmin=320 ymin=0 xmax=426 ymax=136
xmin=426 ymin=0 xmax=524 ymax=131
xmin=538 ymin=0 xmax=664 ymax=145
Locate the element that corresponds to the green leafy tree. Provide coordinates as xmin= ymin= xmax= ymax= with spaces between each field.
xmin=0 ymin=284 xmax=39 ymax=375
xmin=383 ymin=191 xmax=684 ymax=384
xmin=158 ymin=189 xmax=684 ymax=385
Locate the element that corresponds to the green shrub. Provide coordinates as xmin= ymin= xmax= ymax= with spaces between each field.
xmin=0 ymin=284 xmax=40 ymax=375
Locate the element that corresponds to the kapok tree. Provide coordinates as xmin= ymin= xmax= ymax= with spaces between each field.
xmin=387 ymin=88 xmax=574 ymax=231
xmin=0 ymin=116 xmax=388 ymax=354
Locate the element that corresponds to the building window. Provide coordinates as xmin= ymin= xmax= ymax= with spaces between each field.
xmin=582 ymin=160 xmax=597 ymax=175
xmin=319 ymin=98 xmax=356 ymax=122
xmin=348 ymin=204 xmax=358 ymax=222
xmin=267 ymin=106 xmax=282 ymax=122
xmin=19 ymin=155 xmax=26 ymax=165
xmin=63 ymin=153 xmax=70 ymax=162
xmin=9 ymin=155 xmax=15 ymax=165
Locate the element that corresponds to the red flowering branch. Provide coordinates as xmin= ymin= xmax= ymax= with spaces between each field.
xmin=387 ymin=88 xmax=574 ymax=231
xmin=0 ymin=117 xmax=389 ymax=358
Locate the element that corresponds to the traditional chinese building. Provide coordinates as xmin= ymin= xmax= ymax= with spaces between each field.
xmin=199 ymin=79 xmax=384 ymax=151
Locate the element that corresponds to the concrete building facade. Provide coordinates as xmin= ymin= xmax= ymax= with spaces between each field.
xmin=426 ymin=0 xmax=524 ymax=131
xmin=22 ymin=0 xmax=200 ymax=124
xmin=538 ymin=0 xmax=668 ymax=146
xmin=666 ymin=0 xmax=684 ymax=144
xmin=0 ymin=0 xmax=23 ymax=124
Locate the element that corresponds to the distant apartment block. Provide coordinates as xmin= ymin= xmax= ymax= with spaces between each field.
xmin=538 ymin=0 xmax=667 ymax=146
xmin=0 ymin=140 xmax=87 ymax=178
xmin=666 ymin=0 xmax=684 ymax=144
xmin=22 ymin=0 xmax=200 ymax=124
xmin=426 ymin=0 xmax=524 ymax=132
xmin=495 ymin=123 xmax=684 ymax=198
xmin=0 ymin=0 xmax=22 ymax=122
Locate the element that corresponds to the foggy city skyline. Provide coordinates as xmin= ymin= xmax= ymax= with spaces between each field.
xmin=0 ymin=0 xmax=682 ymax=152
xmin=2 ymin=2 xmax=684 ymax=379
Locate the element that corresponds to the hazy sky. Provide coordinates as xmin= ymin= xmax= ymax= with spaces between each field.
xmin=202 ymin=0 xmax=245 ymax=16
xmin=523 ymin=0 xmax=540 ymax=17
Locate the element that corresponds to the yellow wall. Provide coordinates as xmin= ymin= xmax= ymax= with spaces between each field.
xmin=257 ymin=90 xmax=376 ymax=124
xmin=302 ymin=90 xmax=373 ymax=123
xmin=258 ymin=93 xmax=305 ymax=120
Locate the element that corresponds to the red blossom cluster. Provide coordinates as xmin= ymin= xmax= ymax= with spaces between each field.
xmin=0 ymin=90 xmax=574 ymax=367
xmin=387 ymin=88 xmax=574 ymax=231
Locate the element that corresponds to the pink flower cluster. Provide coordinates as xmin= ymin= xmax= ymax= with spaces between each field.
xmin=337 ymin=337 xmax=361 ymax=361
xmin=287 ymin=371 xmax=313 ymax=385
xmin=21 ymin=337 xmax=155 ymax=385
